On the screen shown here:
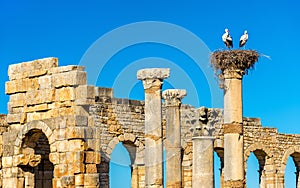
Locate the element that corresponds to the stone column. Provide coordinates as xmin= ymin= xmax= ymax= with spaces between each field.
xmin=223 ymin=69 xmax=245 ymax=188
xmin=190 ymin=107 xmax=215 ymax=188
xmin=137 ymin=68 xmax=170 ymax=188
xmin=162 ymin=89 xmax=186 ymax=188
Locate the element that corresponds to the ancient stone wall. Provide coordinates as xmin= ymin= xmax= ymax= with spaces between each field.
xmin=1 ymin=58 xmax=300 ymax=188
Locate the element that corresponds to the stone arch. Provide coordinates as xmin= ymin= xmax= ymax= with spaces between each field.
xmin=245 ymin=143 xmax=275 ymax=188
xmin=279 ymin=146 xmax=300 ymax=173
xmin=15 ymin=120 xmax=54 ymax=155
xmin=14 ymin=120 xmax=55 ymax=188
xmin=99 ymin=133 xmax=144 ymax=188
xmin=105 ymin=133 xmax=143 ymax=164
xmin=278 ymin=146 xmax=300 ymax=188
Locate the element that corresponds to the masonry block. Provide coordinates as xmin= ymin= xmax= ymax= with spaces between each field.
xmin=68 ymin=139 xmax=86 ymax=151
xmin=52 ymin=71 xmax=86 ymax=88
xmin=66 ymin=151 xmax=84 ymax=163
xmin=75 ymin=174 xmax=84 ymax=186
xmin=85 ymin=151 xmax=101 ymax=164
xmin=84 ymin=174 xmax=99 ymax=186
xmin=54 ymin=164 xmax=68 ymax=177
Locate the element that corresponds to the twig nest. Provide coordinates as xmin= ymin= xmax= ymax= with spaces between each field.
xmin=210 ymin=49 xmax=259 ymax=74
xmin=210 ymin=50 xmax=259 ymax=88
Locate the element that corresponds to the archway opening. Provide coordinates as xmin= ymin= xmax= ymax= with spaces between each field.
xmin=246 ymin=152 xmax=260 ymax=187
xmin=284 ymin=152 xmax=300 ymax=188
xmin=109 ymin=142 xmax=131 ymax=188
xmin=19 ymin=129 xmax=53 ymax=188
xmin=214 ymin=147 xmax=224 ymax=188
xmin=246 ymin=150 xmax=267 ymax=187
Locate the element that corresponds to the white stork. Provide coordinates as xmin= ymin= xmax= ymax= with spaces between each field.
xmin=239 ymin=30 xmax=248 ymax=47
xmin=222 ymin=28 xmax=233 ymax=49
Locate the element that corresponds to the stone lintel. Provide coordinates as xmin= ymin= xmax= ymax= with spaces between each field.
xmin=223 ymin=69 xmax=244 ymax=79
xmin=162 ymin=89 xmax=187 ymax=107
xmin=223 ymin=123 xmax=243 ymax=134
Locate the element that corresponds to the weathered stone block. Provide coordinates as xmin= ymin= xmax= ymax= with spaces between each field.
xmin=75 ymin=174 xmax=84 ymax=186
xmin=52 ymin=71 xmax=86 ymax=88
xmin=86 ymin=139 xmax=100 ymax=152
xmin=55 ymin=87 xmax=76 ymax=102
xmin=66 ymin=127 xmax=85 ymax=139
xmin=84 ymin=174 xmax=99 ymax=186
xmin=69 ymin=140 xmax=86 ymax=151
xmin=65 ymin=115 xmax=88 ymax=127
xmin=2 ymin=156 xmax=13 ymax=168
xmin=85 ymin=151 xmax=101 ymax=164
xmin=9 ymin=93 xmax=25 ymax=106
xmin=85 ymin=164 xmax=97 ymax=173
xmin=25 ymin=104 xmax=49 ymax=113
xmin=49 ymin=153 xmax=59 ymax=164
xmin=26 ymin=89 xmax=55 ymax=105
xmin=74 ymin=106 xmax=89 ymax=116
xmin=68 ymin=162 xmax=85 ymax=174
xmin=94 ymin=87 xmax=113 ymax=98
xmin=61 ymin=175 xmax=75 ymax=187
xmin=48 ymin=65 xmax=85 ymax=75
xmin=38 ymin=75 xmax=52 ymax=89
xmin=66 ymin=151 xmax=84 ymax=163
xmin=6 ymin=114 xmax=22 ymax=124
xmin=54 ymin=164 xmax=68 ymax=177
xmin=76 ymin=85 xmax=95 ymax=100
xmin=56 ymin=140 xmax=69 ymax=152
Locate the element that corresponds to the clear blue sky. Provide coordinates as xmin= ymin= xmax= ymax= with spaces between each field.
xmin=1 ymin=1 xmax=299 ymax=187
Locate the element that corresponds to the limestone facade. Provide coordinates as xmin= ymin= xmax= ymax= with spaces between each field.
xmin=0 ymin=58 xmax=299 ymax=188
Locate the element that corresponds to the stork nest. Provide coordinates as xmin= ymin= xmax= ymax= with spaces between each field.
xmin=210 ymin=49 xmax=259 ymax=74
xmin=210 ymin=49 xmax=260 ymax=88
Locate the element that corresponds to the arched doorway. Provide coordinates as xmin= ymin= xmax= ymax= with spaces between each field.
xmin=284 ymin=153 xmax=300 ymax=188
xmin=110 ymin=142 xmax=131 ymax=188
xmin=245 ymin=149 xmax=268 ymax=188
xmin=19 ymin=128 xmax=53 ymax=188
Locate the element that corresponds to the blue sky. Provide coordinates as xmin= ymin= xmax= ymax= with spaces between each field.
xmin=1 ymin=1 xmax=300 ymax=187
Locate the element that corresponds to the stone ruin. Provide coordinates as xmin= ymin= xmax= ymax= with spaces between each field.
xmin=0 ymin=57 xmax=299 ymax=188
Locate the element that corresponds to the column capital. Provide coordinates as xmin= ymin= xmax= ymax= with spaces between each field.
xmin=223 ymin=69 xmax=244 ymax=79
xmin=190 ymin=125 xmax=215 ymax=138
xmin=190 ymin=107 xmax=215 ymax=137
xmin=162 ymin=89 xmax=186 ymax=107
xmin=137 ymin=68 xmax=170 ymax=90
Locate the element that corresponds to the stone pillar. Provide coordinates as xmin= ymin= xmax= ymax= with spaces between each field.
xmin=190 ymin=107 xmax=215 ymax=188
xmin=223 ymin=69 xmax=245 ymax=188
xmin=162 ymin=89 xmax=186 ymax=188
xmin=137 ymin=68 xmax=170 ymax=188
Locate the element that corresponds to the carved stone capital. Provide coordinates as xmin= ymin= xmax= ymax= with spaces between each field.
xmin=137 ymin=68 xmax=170 ymax=80
xmin=162 ymin=89 xmax=187 ymax=107
xmin=190 ymin=125 xmax=215 ymax=138
xmin=223 ymin=69 xmax=244 ymax=79
xmin=137 ymin=68 xmax=170 ymax=90
xmin=190 ymin=107 xmax=215 ymax=137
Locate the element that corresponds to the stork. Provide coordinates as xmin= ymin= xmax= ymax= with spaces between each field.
xmin=239 ymin=30 xmax=248 ymax=48
xmin=222 ymin=28 xmax=233 ymax=49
